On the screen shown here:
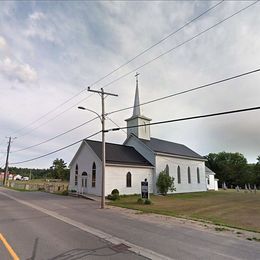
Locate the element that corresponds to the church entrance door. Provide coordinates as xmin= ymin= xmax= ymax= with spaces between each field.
xmin=81 ymin=172 xmax=88 ymax=194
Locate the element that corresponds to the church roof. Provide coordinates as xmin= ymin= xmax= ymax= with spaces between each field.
xmin=139 ymin=137 xmax=204 ymax=160
xmin=205 ymin=166 xmax=216 ymax=175
xmin=85 ymin=140 xmax=153 ymax=167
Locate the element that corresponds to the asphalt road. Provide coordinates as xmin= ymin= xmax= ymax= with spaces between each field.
xmin=0 ymin=189 xmax=147 ymax=260
xmin=0 ymin=188 xmax=259 ymax=260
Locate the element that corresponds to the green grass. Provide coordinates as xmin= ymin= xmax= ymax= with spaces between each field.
xmin=109 ymin=190 xmax=260 ymax=233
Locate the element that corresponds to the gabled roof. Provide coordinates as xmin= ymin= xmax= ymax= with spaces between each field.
xmin=139 ymin=137 xmax=204 ymax=160
xmin=85 ymin=140 xmax=153 ymax=167
xmin=205 ymin=166 xmax=216 ymax=175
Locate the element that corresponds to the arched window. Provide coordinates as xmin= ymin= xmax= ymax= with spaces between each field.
xmin=187 ymin=167 xmax=191 ymax=184
xmin=197 ymin=167 xmax=200 ymax=184
xmin=75 ymin=164 xmax=78 ymax=186
xmin=92 ymin=162 xmax=96 ymax=188
xmin=177 ymin=166 xmax=181 ymax=184
xmin=165 ymin=164 xmax=169 ymax=175
xmin=126 ymin=172 xmax=132 ymax=187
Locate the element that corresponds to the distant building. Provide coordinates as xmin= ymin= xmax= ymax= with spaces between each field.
xmin=205 ymin=167 xmax=218 ymax=191
xmin=69 ymin=77 xmax=218 ymax=196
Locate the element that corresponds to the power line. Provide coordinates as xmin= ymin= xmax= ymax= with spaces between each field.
xmin=11 ymin=66 xmax=260 ymax=154
xmin=10 ymin=104 xmax=260 ymax=166
xmin=100 ymin=1 xmax=258 ymax=91
xmin=108 ymin=105 xmax=260 ymax=132
xmin=107 ymin=67 xmax=260 ymax=116
xmin=8 ymin=1 xmax=224 ymax=137
xmin=10 ymin=131 xmax=101 ymax=165
xmin=11 ymin=116 xmax=99 ymax=154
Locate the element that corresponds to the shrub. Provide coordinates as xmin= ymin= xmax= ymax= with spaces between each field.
xmin=111 ymin=189 xmax=119 ymax=195
xmin=38 ymin=187 xmax=45 ymax=191
xmin=107 ymin=194 xmax=120 ymax=201
xmin=144 ymin=199 xmax=152 ymax=205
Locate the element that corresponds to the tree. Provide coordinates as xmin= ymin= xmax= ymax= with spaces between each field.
xmin=205 ymin=152 xmax=248 ymax=187
xmin=50 ymin=158 xmax=69 ymax=180
xmin=156 ymin=166 xmax=176 ymax=195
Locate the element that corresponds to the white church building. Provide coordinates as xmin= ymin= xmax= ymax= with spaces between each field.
xmin=69 ymin=79 xmax=217 ymax=196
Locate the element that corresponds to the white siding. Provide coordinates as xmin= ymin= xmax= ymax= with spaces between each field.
xmin=207 ymin=174 xmax=216 ymax=190
xmin=69 ymin=142 xmax=102 ymax=196
xmin=105 ymin=165 xmax=154 ymax=195
xmin=155 ymin=155 xmax=207 ymax=194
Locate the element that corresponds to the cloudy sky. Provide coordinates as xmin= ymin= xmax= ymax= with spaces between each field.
xmin=0 ymin=1 xmax=260 ymax=169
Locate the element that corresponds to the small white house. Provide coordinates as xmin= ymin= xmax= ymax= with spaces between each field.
xmin=206 ymin=167 xmax=218 ymax=191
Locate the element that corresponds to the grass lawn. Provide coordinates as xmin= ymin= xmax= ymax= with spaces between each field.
xmin=109 ymin=190 xmax=260 ymax=232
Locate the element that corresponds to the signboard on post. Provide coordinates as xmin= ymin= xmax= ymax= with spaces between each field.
xmin=141 ymin=179 xmax=149 ymax=199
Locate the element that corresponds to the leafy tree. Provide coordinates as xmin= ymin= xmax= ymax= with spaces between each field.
xmin=156 ymin=166 xmax=175 ymax=195
xmin=50 ymin=158 xmax=69 ymax=180
xmin=205 ymin=152 xmax=248 ymax=187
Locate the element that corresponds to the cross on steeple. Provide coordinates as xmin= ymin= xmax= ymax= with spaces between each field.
xmin=135 ymin=72 xmax=140 ymax=88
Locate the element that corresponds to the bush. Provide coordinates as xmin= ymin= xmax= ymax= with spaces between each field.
xmin=137 ymin=198 xmax=144 ymax=204
xmin=144 ymin=199 xmax=152 ymax=205
xmin=38 ymin=187 xmax=45 ymax=191
xmin=107 ymin=194 xmax=120 ymax=201
xmin=156 ymin=167 xmax=176 ymax=195
xmin=111 ymin=189 xmax=119 ymax=195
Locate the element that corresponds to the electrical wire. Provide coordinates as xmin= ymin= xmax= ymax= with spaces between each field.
xmin=10 ymin=131 xmax=102 ymax=165
xmin=100 ymin=1 xmax=259 ymax=91
xmin=10 ymin=104 xmax=260 ymax=165
xmin=11 ymin=66 xmax=260 ymax=154
xmin=108 ymin=105 xmax=260 ymax=132
xmin=8 ymin=1 xmax=224 ymax=137
xmin=107 ymin=67 xmax=260 ymax=116
xmin=11 ymin=116 xmax=99 ymax=154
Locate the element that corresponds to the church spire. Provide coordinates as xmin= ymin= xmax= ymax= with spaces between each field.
xmin=125 ymin=73 xmax=152 ymax=140
xmin=133 ymin=72 xmax=141 ymax=117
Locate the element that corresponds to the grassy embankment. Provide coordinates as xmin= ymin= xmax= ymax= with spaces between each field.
xmin=109 ymin=190 xmax=260 ymax=233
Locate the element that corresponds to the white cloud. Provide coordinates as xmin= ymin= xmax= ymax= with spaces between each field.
xmin=0 ymin=57 xmax=37 ymax=83
xmin=0 ymin=36 xmax=7 ymax=49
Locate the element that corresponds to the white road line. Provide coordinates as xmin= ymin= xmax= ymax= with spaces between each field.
xmin=0 ymin=191 xmax=173 ymax=260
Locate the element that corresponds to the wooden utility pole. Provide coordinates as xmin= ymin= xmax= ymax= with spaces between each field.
xmin=87 ymin=87 xmax=118 ymax=209
xmin=3 ymin=137 xmax=12 ymax=186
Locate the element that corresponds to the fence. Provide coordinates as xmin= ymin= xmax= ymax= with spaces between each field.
xmin=7 ymin=181 xmax=68 ymax=193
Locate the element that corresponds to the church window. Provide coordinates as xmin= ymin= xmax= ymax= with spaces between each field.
xmin=75 ymin=164 xmax=78 ymax=186
xmin=207 ymin=178 xmax=210 ymax=185
xmin=177 ymin=166 xmax=181 ymax=184
xmin=165 ymin=164 xmax=169 ymax=174
xmin=187 ymin=167 xmax=191 ymax=184
xmin=126 ymin=172 xmax=132 ymax=187
xmin=92 ymin=162 xmax=96 ymax=188
xmin=197 ymin=168 xmax=200 ymax=184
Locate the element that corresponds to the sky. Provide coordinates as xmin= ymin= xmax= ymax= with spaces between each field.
xmin=0 ymin=0 xmax=260 ymax=169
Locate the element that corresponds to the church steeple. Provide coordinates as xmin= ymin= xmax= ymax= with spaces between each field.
xmin=125 ymin=73 xmax=152 ymax=140
xmin=133 ymin=72 xmax=141 ymax=117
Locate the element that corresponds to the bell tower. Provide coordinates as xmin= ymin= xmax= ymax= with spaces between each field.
xmin=125 ymin=73 xmax=151 ymax=140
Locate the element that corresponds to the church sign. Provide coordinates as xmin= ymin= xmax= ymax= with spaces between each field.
xmin=141 ymin=179 xmax=149 ymax=199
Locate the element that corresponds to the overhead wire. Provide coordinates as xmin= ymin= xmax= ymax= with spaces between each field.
xmin=107 ymin=68 xmax=260 ymax=116
xmin=7 ymin=1 xmax=258 ymax=160
xmin=10 ymin=130 xmax=102 ymax=165
xmin=11 ymin=116 xmax=99 ymax=154
xmin=10 ymin=105 xmax=260 ymax=165
xmin=10 ymin=67 xmax=260 ymax=154
xmin=108 ymin=105 xmax=260 ymax=132
xmin=8 ymin=1 xmax=224 ymax=137
xmin=100 ymin=0 xmax=259 ymax=91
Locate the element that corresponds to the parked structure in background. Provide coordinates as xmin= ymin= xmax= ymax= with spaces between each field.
xmin=69 ymin=77 xmax=218 ymax=196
